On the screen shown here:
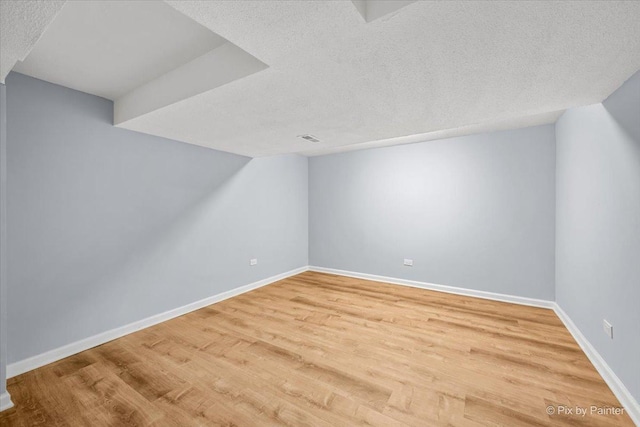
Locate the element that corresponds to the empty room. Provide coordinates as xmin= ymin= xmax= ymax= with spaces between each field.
xmin=0 ymin=1 xmax=639 ymax=426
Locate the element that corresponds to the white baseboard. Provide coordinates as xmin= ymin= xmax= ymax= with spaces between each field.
xmin=0 ymin=391 xmax=13 ymax=412
xmin=309 ymin=266 xmax=639 ymax=426
xmin=309 ymin=266 xmax=555 ymax=309
xmin=553 ymin=304 xmax=640 ymax=426
xmin=6 ymin=266 xmax=309 ymax=379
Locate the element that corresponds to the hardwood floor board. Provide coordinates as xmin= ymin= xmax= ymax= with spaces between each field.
xmin=132 ymin=331 xmax=194 ymax=366
xmin=464 ymin=395 xmax=551 ymax=427
xmin=152 ymin=386 xmax=215 ymax=427
xmin=47 ymin=353 xmax=99 ymax=379
xmin=206 ymin=323 xmax=414 ymax=411
xmin=469 ymin=346 xmax=604 ymax=385
xmin=245 ymin=340 xmax=392 ymax=410
xmin=426 ymin=317 xmax=579 ymax=355
xmin=456 ymin=357 xmax=604 ymax=411
xmin=417 ymin=364 xmax=554 ymax=414
xmin=229 ymin=294 xmax=487 ymax=368
xmin=132 ymin=327 xmax=352 ymax=427
xmin=118 ymin=339 xmax=258 ymax=426
xmin=62 ymin=364 xmax=165 ymax=426
xmin=185 ymin=305 xmax=401 ymax=388
xmin=4 ymin=370 xmax=82 ymax=427
xmin=1 ymin=271 xmax=633 ymax=426
xmin=222 ymin=318 xmax=536 ymax=404
xmin=290 ymin=274 xmax=499 ymax=310
xmin=462 ymin=389 xmax=549 ymax=424
xmin=280 ymin=282 xmax=569 ymax=352
xmin=88 ymin=343 xmax=186 ymax=402
xmin=284 ymin=279 xmax=526 ymax=328
xmin=479 ymin=337 xmax=586 ymax=367
xmin=382 ymin=384 xmax=445 ymax=425
xmin=219 ymin=294 xmax=471 ymax=360
xmin=201 ymin=329 xmax=409 ymax=426
xmin=176 ymin=353 xmax=334 ymax=427
xmin=220 ymin=342 xmax=403 ymax=426
xmin=294 ymin=274 xmax=562 ymax=326
xmin=35 ymin=369 xmax=101 ymax=427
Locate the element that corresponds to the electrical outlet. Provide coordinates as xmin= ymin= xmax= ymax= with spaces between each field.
xmin=403 ymin=259 xmax=413 ymax=267
xmin=250 ymin=258 xmax=258 ymax=266
xmin=603 ymin=319 xmax=613 ymax=339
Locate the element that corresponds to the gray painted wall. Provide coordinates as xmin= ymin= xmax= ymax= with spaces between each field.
xmin=5 ymin=72 xmax=308 ymax=363
xmin=555 ymin=71 xmax=640 ymax=402
xmin=0 ymin=83 xmax=8 ymax=399
xmin=309 ymin=125 xmax=556 ymax=300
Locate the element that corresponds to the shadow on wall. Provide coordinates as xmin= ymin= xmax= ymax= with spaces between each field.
xmin=25 ymin=157 xmax=252 ymax=356
xmin=603 ymin=70 xmax=640 ymax=144
xmin=6 ymin=72 xmax=309 ymax=363
xmin=602 ymin=72 xmax=640 ymax=171
xmin=601 ymin=104 xmax=640 ymax=181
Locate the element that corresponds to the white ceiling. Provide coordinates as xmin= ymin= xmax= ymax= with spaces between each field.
xmin=0 ymin=0 xmax=65 ymax=84
xmin=3 ymin=1 xmax=640 ymax=157
xmin=13 ymin=1 xmax=227 ymax=100
xmin=351 ymin=0 xmax=418 ymax=23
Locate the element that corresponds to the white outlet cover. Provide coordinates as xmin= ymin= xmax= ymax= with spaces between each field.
xmin=603 ymin=319 xmax=613 ymax=339
xmin=403 ymin=259 xmax=413 ymax=266
xmin=250 ymin=258 xmax=258 ymax=266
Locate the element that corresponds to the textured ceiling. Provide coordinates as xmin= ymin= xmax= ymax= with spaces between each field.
xmin=0 ymin=0 xmax=66 ymax=83
xmin=3 ymin=1 xmax=640 ymax=157
xmin=351 ymin=0 xmax=417 ymax=23
xmin=125 ymin=0 xmax=640 ymax=156
xmin=13 ymin=1 xmax=227 ymax=100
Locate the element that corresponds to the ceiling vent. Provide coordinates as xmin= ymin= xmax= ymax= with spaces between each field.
xmin=297 ymin=134 xmax=321 ymax=143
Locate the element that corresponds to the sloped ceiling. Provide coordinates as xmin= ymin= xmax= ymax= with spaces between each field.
xmin=3 ymin=1 xmax=640 ymax=157
xmin=0 ymin=0 xmax=66 ymax=84
xmin=12 ymin=0 xmax=228 ymax=100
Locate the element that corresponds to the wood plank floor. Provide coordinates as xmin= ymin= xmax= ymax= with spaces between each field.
xmin=0 ymin=271 xmax=633 ymax=426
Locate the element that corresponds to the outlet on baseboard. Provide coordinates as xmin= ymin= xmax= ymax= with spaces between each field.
xmin=250 ymin=258 xmax=258 ymax=266
xmin=403 ymin=259 xmax=413 ymax=267
xmin=603 ymin=319 xmax=613 ymax=339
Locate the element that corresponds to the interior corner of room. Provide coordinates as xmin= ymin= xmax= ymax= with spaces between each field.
xmin=0 ymin=1 xmax=639 ymax=425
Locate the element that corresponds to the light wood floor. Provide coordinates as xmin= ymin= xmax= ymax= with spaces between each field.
xmin=0 ymin=271 xmax=633 ymax=426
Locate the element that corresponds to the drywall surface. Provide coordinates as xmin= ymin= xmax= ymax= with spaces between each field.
xmin=602 ymin=69 xmax=640 ymax=144
xmin=5 ymin=72 xmax=308 ymax=363
xmin=0 ymin=84 xmax=9 ymax=400
xmin=555 ymin=71 xmax=640 ymax=402
xmin=309 ymin=125 xmax=556 ymax=300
